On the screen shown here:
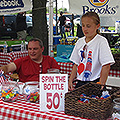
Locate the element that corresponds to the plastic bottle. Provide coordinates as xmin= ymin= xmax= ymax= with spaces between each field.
xmin=50 ymin=50 xmax=54 ymax=57
xmin=3 ymin=41 xmax=8 ymax=53
xmin=21 ymin=41 xmax=24 ymax=52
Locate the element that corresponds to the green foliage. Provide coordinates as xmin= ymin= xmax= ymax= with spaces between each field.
xmin=111 ymin=48 xmax=120 ymax=54
xmin=54 ymin=8 xmax=68 ymax=14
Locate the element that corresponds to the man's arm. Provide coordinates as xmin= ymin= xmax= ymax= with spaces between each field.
xmin=0 ymin=62 xmax=17 ymax=74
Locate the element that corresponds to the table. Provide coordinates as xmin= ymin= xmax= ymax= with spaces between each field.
xmin=0 ymin=95 xmax=88 ymax=120
xmin=0 ymin=51 xmax=120 ymax=78
xmin=0 ymin=51 xmax=114 ymax=120
xmin=0 ymin=94 xmax=113 ymax=120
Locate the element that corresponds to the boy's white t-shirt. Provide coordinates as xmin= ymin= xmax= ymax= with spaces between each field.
xmin=70 ymin=34 xmax=115 ymax=81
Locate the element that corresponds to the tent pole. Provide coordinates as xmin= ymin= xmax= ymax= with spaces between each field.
xmin=48 ymin=0 xmax=53 ymax=56
xmin=56 ymin=0 xmax=58 ymax=35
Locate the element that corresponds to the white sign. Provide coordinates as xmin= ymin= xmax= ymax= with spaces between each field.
xmin=69 ymin=0 xmax=120 ymax=16
xmin=0 ymin=0 xmax=32 ymax=15
xmin=39 ymin=74 xmax=68 ymax=112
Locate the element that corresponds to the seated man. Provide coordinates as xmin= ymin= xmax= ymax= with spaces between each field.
xmin=0 ymin=38 xmax=60 ymax=82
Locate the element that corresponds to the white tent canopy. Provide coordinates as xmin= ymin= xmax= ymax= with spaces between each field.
xmin=48 ymin=0 xmax=54 ymax=56
xmin=68 ymin=0 xmax=120 ymax=16
xmin=0 ymin=0 xmax=32 ymax=15
xmin=68 ymin=0 xmax=120 ymax=26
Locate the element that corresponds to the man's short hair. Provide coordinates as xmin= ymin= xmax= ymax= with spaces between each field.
xmin=28 ymin=38 xmax=43 ymax=48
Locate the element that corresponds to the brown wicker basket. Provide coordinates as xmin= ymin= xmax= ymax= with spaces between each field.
xmin=65 ymin=82 xmax=120 ymax=120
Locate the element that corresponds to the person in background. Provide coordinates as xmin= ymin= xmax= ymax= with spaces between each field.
xmin=57 ymin=11 xmax=66 ymax=38
xmin=76 ymin=24 xmax=84 ymax=38
xmin=0 ymin=38 xmax=60 ymax=82
xmin=16 ymin=12 xmax=27 ymax=40
xmin=68 ymin=11 xmax=115 ymax=91
xmin=70 ymin=19 xmax=73 ymax=36
xmin=71 ymin=14 xmax=74 ymax=36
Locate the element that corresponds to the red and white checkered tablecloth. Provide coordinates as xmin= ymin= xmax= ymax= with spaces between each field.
xmin=12 ymin=51 xmax=28 ymax=61
xmin=0 ymin=95 xmax=89 ymax=120
xmin=109 ymin=69 xmax=120 ymax=77
xmin=0 ymin=51 xmax=28 ymax=67
xmin=0 ymin=95 xmax=113 ymax=120
xmin=0 ymin=52 xmax=12 ymax=67
xmin=0 ymin=52 xmax=114 ymax=120
xmin=58 ymin=62 xmax=73 ymax=77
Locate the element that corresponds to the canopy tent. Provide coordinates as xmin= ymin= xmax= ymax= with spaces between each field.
xmin=48 ymin=0 xmax=54 ymax=56
xmin=0 ymin=0 xmax=32 ymax=15
xmin=0 ymin=0 xmax=32 ymax=38
xmin=68 ymin=0 xmax=120 ymax=26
